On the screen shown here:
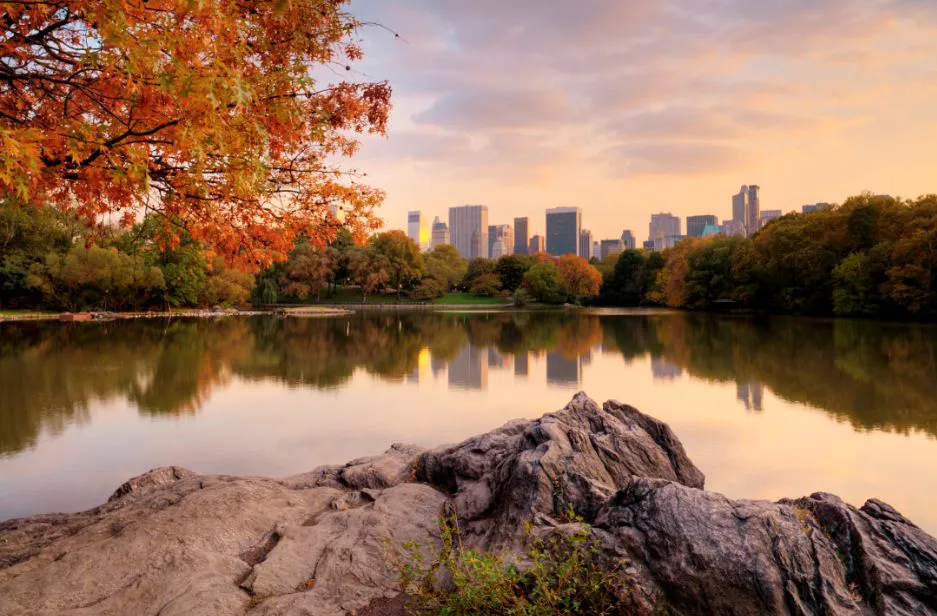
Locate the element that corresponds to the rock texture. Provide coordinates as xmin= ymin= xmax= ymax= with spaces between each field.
xmin=0 ymin=392 xmax=935 ymax=616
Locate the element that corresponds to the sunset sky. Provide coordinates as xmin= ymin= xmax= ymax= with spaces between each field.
xmin=348 ymin=0 xmax=937 ymax=243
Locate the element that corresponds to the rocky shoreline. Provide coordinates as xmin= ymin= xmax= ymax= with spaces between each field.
xmin=1 ymin=393 xmax=935 ymax=615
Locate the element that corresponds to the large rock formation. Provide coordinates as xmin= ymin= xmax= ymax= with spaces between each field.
xmin=1 ymin=393 xmax=935 ymax=615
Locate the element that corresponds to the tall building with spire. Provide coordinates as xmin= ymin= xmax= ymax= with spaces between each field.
xmin=488 ymin=224 xmax=514 ymax=259
xmin=621 ymin=230 xmax=636 ymax=250
xmin=449 ymin=205 xmax=489 ymax=259
xmin=732 ymin=185 xmax=761 ymax=236
xmin=430 ymin=217 xmax=449 ymax=248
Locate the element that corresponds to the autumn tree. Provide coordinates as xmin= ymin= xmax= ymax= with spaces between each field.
xmin=469 ymin=273 xmax=502 ymax=297
xmin=0 ymin=0 xmax=391 ymax=266
xmin=557 ymin=255 xmax=602 ymax=300
xmin=280 ymin=242 xmax=334 ymax=302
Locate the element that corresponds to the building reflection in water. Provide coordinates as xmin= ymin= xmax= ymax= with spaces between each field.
xmin=651 ymin=356 xmax=683 ymax=381
xmin=514 ymin=352 xmax=529 ymax=377
xmin=488 ymin=348 xmax=506 ymax=371
xmin=448 ymin=344 xmax=489 ymax=390
xmin=546 ymin=352 xmax=581 ymax=387
xmin=737 ymin=381 xmax=765 ymax=411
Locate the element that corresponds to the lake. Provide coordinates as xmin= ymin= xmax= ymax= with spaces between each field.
xmin=2 ymin=310 xmax=936 ymax=535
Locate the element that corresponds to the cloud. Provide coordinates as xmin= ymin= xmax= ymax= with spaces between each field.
xmin=605 ymin=142 xmax=754 ymax=176
xmin=413 ymin=87 xmax=577 ymax=130
xmin=347 ymin=0 xmax=937 ymax=233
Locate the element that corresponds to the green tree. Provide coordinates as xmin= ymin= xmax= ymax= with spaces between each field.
xmin=495 ymin=255 xmax=531 ymax=292
xmin=524 ymin=262 xmax=564 ymax=304
xmin=425 ymin=244 xmax=468 ymax=290
xmin=605 ymin=250 xmax=646 ymax=306
xmin=643 ymin=252 xmax=667 ymax=305
xmin=462 ymin=258 xmax=497 ymax=290
xmin=370 ymin=231 xmax=425 ymax=298
xmin=832 ymin=252 xmax=878 ymax=316
xmin=0 ymin=200 xmax=76 ymax=309
xmin=347 ymin=249 xmax=391 ymax=303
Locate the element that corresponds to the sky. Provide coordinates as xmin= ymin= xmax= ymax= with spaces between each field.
xmin=346 ymin=0 xmax=937 ymax=243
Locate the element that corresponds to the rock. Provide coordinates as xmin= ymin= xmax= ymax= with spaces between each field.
xmin=0 ymin=393 xmax=935 ymax=616
xmin=108 ymin=466 xmax=197 ymax=501
xmin=417 ymin=392 xmax=704 ymax=548
xmin=591 ymin=480 xmax=937 ymax=615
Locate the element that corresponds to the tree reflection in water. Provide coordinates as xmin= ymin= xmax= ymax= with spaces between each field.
xmin=2 ymin=313 xmax=936 ymax=455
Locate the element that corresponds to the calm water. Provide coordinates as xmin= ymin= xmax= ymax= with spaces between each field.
xmin=2 ymin=311 xmax=937 ymax=534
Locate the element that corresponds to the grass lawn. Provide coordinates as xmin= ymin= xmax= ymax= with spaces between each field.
xmin=0 ymin=310 xmax=55 ymax=317
xmin=432 ymin=292 xmax=510 ymax=305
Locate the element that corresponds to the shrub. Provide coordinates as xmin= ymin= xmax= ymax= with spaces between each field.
xmin=512 ymin=288 xmax=531 ymax=308
xmin=401 ymin=511 xmax=640 ymax=615
xmin=411 ymin=278 xmax=446 ymax=301
xmin=470 ymin=273 xmax=503 ymax=297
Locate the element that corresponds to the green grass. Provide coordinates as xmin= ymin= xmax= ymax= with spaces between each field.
xmin=432 ymin=292 xmax=510 ymax=306
xmin=0 ymin=310 xmax=56 ymax=318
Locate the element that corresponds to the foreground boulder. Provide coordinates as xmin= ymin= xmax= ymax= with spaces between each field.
xmin=0 ymin=393 xmax=934 ymax=615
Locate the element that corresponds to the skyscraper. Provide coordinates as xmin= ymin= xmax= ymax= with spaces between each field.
xmin=621 ymin=230 xmax=636 ymax=250
xmin=430 ymin=217 xmax=449 ymax=248
xmin=649 ymin=213 xmax=681 ymax=250
xmin=758 ymin=209 xmax=783 ymax=229
xmin=546 ymin=207 xmax=581 ymax=256
xmin=748 ymin=185 xmax=761 ymax=233
xmin=600 ymin=239 xmax=625 ymax=260
xmin=449 ymin=205 xmax=488 ymax=259
xmin=802 ymin=202 xmax=832 ymax=214
xmin=579 ymin=229 xmax=593 ymax=260
xmin=592 ymin=240 xmax=600 ymax=260
xmin=732 ymin=185 xmax=761 ymax=236
xmin=488 ymin=224 xmax=514 ymax=259
xmin=686 ymin=215 xmax=719 ymax=238
xmin=514 ymin=217 xmax=529 ymax=255
xmin=407 ymin=211 xmax=429 ymax=251
xmin=529 ymin=235 xmax=545 ymax=254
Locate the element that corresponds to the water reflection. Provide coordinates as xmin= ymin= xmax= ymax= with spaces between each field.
xmin=2 ymin=313 xmax=937 ymax=458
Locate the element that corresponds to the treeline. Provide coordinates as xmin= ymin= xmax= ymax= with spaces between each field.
xmin=597 ymin=193 xmax=937 ymax=318
xmin=1 ymin=200 xmax=605 ymax=311
xmin=0 ymin=201 xmax=254 ymax=311
xmin=253 ymin=229 xmax=603 ymax=305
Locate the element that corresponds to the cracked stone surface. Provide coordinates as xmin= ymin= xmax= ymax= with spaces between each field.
xmin=1 ymin=392 xmax=935 ymax=615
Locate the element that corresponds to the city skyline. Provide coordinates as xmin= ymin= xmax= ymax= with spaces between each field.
xmin=411 ymin=182 xmax=788 ymax=256
xmin=346 ymin=1 xmax=937 ymax=241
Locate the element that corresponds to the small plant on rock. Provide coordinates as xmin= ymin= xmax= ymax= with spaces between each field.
xmin=401 ymin=509 xmax=641 ymax=615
